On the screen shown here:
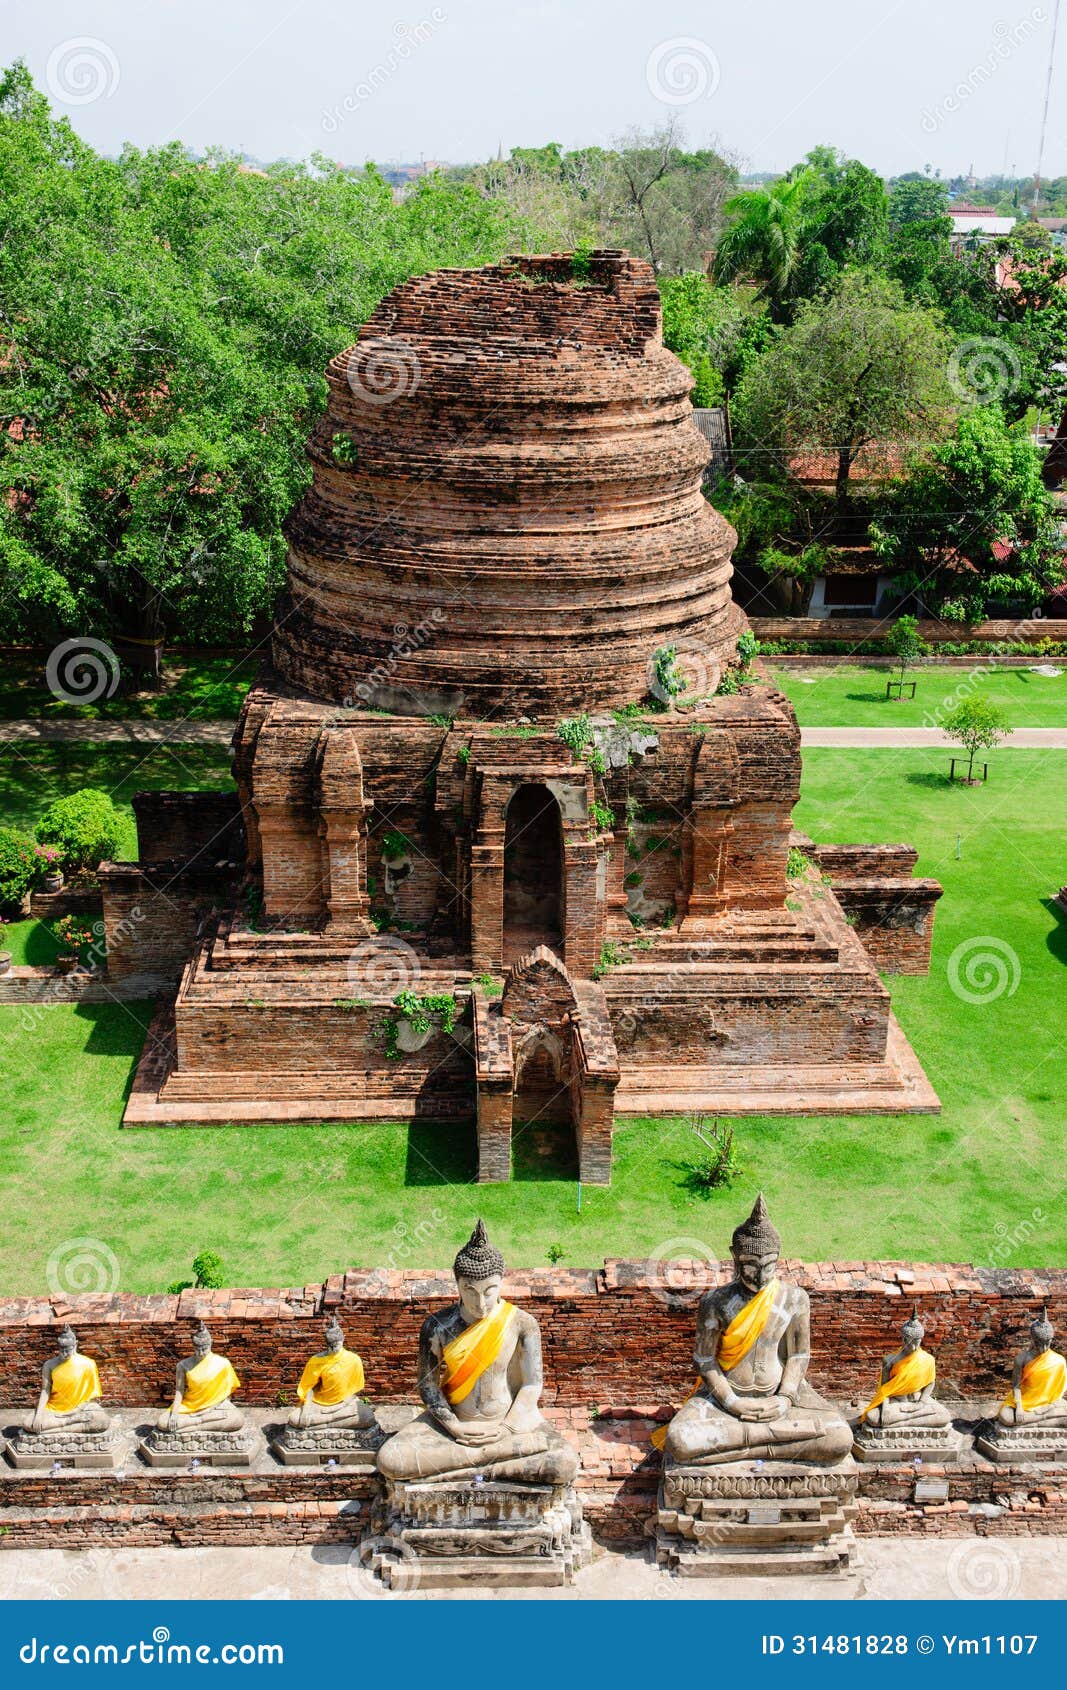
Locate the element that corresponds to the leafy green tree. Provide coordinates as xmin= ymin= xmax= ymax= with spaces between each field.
xmin=943 ymin=698 xmax=1010 ymax=782
xmin=659 ymin=273 xmax=749 ymax=404
xmin=34 ymin=789 xmax=124 ymax=870
xmin=733 ymin=269 xmax=952 ymax=513
xmin=887 ymin=613 xmax=927 ymax=691
xmin=871 ymin=406 xmax=1063 ymax=615
xmin=712 ymin=171 xmax=815 ymax=316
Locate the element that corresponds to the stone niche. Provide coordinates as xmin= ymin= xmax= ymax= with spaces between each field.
xmin=120 ymin=251 xmax=942 ymax=1179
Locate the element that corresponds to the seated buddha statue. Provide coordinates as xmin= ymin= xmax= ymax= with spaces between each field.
xmin=859 ymin=1310 xmax=952 ymax=1429
xmin=30 ymin=1326 xmax=111 ymax=1435
xmin=288 ymin=1317 xmax=374 ymax=1430
xmin=996 ymin=1311 xmax=1067 ymax=1429
xmin=157 ymin=1323 xmax=245 ymax=1434
xmin=660 ymin=1195 xmax=852 ymax=1467
xmin=376 ymin=1220 xmax=578 ymax=1486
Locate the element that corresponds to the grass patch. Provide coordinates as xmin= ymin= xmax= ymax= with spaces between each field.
xmin=0 ymin=745 xmax=1064 ymax=1290
xmin=0 ymin=654 xmax=256 ymax=722
xmin=772 ymin=663 xmax=1067 ymax=729
xmin=0 ymin=744 xmax=235 ymax=859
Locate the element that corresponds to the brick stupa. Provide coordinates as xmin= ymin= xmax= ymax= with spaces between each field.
xmin=117 ymin=252 xmax=942 ymax=1177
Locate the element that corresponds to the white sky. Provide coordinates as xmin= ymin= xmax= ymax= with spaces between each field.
xmin=4 ymin=0 xmax=1064 ymax=178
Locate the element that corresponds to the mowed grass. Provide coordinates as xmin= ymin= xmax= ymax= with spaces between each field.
xmin=0 ymin=745 xmax=1064 ymax=1293
xmin=0 ymin=654 xmax=256 ymax=722
xmin=771 ymin=663 xmax=1067 ymax=728
xmin=0 ymin=743 xmax=235 ymax=860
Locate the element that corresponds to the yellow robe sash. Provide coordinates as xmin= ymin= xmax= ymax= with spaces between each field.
xmin=297 ymin=1348 xmax=365 ymax=1406
xmin=441 ymin=1300 xmax=515 ymax=1406
xmin=46 ymin=1354 xmax=101 ymax=1415
xmin=1003 ymin=1349 xmax=1067 ymax=1412
xmin=179 ymin=1353 xmax=240 ymax=1415
xmin=652 ymin=1279 xmax=780 ymax=1449
xmin=861 ymin=1347 xmax=936 ymax=1422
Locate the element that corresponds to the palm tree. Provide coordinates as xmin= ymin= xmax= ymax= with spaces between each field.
xmin=712 ymin=171 xmax=814 ymax=314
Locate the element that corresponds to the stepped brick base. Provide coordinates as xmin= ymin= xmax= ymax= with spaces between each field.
xmin=655 ymin=1457 xmax=858 ymax=1576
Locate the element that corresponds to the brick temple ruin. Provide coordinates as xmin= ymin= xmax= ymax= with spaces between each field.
xmin=102 ymin=251 xmax=942 ymax=1176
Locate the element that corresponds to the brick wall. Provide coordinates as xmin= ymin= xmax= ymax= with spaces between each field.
xmin=133 ymin=792 xmax=244 ymax=866
xmin=100 ymin=860 xmax=240 ymax=985
xmin=1 ymin=1258 xmax=1061 ymax=1412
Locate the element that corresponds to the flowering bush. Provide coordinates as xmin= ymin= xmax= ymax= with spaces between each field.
xmin=0 ymin=827 xmax=36 ymax=910
xmin=52 ymin=913 xmax=96 ymax=955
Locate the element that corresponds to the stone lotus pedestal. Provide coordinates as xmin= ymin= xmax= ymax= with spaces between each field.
xmin=5 ymin=1420 xmax=124 ymax=1471
xmin=373 ymin=1462 xmax=591 ymax=1589
xmin=271 ymin=1419 xmax=384 ymax=1469
xmin=975 ymin=1421 xmax=1067 ymax=1464
xmin=852 ymin=1421 xmax=961 ymax=1464
xmin=138 ymin=1423 xmax=261 ymax=1468
xmin=655 ymin=1456 xmax=858 ymax=1577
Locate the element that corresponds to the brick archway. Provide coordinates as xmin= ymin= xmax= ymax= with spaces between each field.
xmin=503 ymin=782 xmax=564 ymax=964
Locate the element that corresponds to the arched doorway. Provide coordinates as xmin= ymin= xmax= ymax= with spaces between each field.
xmin=503 ymin=783 xmax=563 ymax=964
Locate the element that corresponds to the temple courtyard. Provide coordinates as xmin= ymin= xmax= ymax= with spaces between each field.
xmin=1 ymin=1537 xmax=1063 ymax=1601
xmin=0 ymin=732 xmax=1063 ymax=1288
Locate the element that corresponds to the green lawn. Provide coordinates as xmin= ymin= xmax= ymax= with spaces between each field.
xmin=771 ymin=663 xmax=1067 ymax=728
xmin=0 ymin=743 xmax=235 ymax=860
xmin=0 ymin=744 xmax=1064 ymax=1293
xmin=0 ymin=653 xmax=256 ymax=722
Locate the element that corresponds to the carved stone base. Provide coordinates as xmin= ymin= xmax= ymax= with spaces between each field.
xmin=656 ymin=1457 xmax=858 ymax=1577
xmin=975 ymin=1421 xmax=1067 ymax=1465
xmin=373 ymin=1475 xmax=591 ymax=1588
xmin=852 ymin=1422 xmax=961 ymax=1464
xmin=138 ymin=1424 xmax=261 ymax=1468
xmin=271 ymin=1418 xmax=384 ymax=1468
xmin=5 ymin=1422 xmax=124 ymax=1471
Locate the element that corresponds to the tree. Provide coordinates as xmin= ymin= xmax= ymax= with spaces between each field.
xmin=34 ymin=789 xmax=124 ymax=870
xmin=733 ymin=269 xmax=952 ymax=514
xmin=712 ymin=171 xmax=815 ymax=316
xmin=871 ymin=406 xmax=1063 ymax=616
xmin=887 ymin=613 xmax=927 ymax=692
xmin=658 ymin=273 xmax=749 ymax=404
xmin=943 ymin=698 xmax=1010 ymax=782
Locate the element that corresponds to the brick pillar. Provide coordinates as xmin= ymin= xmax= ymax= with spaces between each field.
xmin=562 ymin=837 xmax=600 ymax=977
xmin=470 ymin=843 xmax=504 ymax=973
xmin=682 ymin=812 xmax=732 ymax=925
xmin=476 ymin=1083 xmax=512 ymax=1181
xmin=322 ymin=807 xmax=371 ymax=932
xmin=576 ymin=1080 xmax=615 ymax=1185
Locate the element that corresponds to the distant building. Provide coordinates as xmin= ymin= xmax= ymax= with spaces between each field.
xmin=949 ymin=203 xmax=1015 ymax=247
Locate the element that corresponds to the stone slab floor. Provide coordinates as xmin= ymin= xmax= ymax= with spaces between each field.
xmin=0 ymin=1541 xmax=1063 ymax=1601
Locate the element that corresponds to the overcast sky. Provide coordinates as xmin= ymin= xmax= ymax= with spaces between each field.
xmin=5 ymin=0 xmax=1064 ymax=178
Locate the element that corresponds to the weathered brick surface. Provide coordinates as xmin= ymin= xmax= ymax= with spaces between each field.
xmin=133 ymin=791 xmax=244 ymax=866
xmin=272 ymin=252 xmax=744 ymax=716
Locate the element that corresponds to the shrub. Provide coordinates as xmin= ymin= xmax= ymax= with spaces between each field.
xmin=52 ymin=913 xmax=96 ymax=955
xmin=682 ymin=1117 xmax=741 ymax=1194
xmin=380 ymin=829 xmax=412 ymax=862
xmin=0 ymin=827 xmax=37 ymax=910
xmin=786 ymin=846 xmax=809 ymax=879
xmin=167 ymin=1249 xmax=226 ymax=1295
xmin=35 ymin=789 xmax=123 ymax=872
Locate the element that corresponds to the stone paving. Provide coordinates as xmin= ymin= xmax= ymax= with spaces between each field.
xmin=0 ymin=1538 xmax=1062 ymax=1602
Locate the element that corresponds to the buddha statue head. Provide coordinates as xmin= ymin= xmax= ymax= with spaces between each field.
xmin=901 ymin=1307 xmax=925 ymax=1354
xmin=730 ymin=1194 xmax=781 ymax=1295
xmin=56 ymin=1325 xmax=78 ymax=1360
xmin=453 ymin=1219 xmax=505 ymax=1324
xmin=324 ymin=1316 xmax=345 ymax=1354
xmin=1032 ymin=1308 xmax=1055 ymax=1354
xmin=192 ymin=1322 xmax=213 ymax=1360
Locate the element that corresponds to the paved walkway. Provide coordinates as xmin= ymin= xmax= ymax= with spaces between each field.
xmin=3 ymin=720 xmax=1067 ymax=749
xmin=0 ymin=1538 xmax=1061 ymax=1601
xmin=0 ymin=719 xmax=232 ymax=745
xmin=800 ymin=727 xmax=1067 ymax=748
